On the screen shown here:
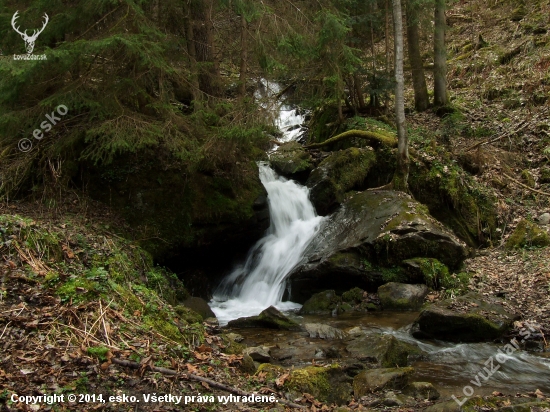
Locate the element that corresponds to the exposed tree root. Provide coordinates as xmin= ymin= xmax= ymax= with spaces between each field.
xmin=304 ymin=129 xmax=397 ymax=150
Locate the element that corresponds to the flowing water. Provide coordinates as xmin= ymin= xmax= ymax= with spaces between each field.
xmin=210 ymin=165 xmax=324 ymax=325
xmin=207 ymin=79 xmax=550 ymax=398
xmin=210 ymin=80 xmax=321 ymax=325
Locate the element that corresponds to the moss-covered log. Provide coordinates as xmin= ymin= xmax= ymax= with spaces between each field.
xmin=305 ymin=130 xmax=397 ymax=150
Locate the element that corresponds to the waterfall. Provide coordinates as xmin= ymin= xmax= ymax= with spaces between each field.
xmin=210 ymin=163 xmax=324 ymax=325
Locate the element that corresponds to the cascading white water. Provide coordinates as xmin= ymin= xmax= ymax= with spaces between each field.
xmin=210 ymin=164 xmax=324 ymax=325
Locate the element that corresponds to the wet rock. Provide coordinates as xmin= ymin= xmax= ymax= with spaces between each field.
xmin=411 ymin=292 xmax=519 ymax=342
xmin=377 ymin=282 xmax=428 ymax=311
xmin=353 ymin=367 xmax=413 ymax=397
xmin=227 ymin=306 xmax=300 ymax=330
xmin=304 ymin=323 xmax=347 ymax=339
xmin=299 ymin=290 xmax=341 ymax=315
xmin=306 ymin=147 xmax=377 ymax=215
xmin=270 ymin=142 xmax=313 ymax=181
xmin=182 ymin=297 xmax=216 ymax=320
xmin=506 ymin=219 xmax=550 ymax=248
xmin=290 ymin=191 xmax=468 ymax=297
xmin=346 ymin=334 xmax=420 ymax=367
xmin=243 ymin=346 xmax=271 ymax=362
xmin=404 ymin=381 xmax=440 ymax=400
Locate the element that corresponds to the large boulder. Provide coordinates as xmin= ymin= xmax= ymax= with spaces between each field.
xmin=289 ymin=191 xmax=469 ymax=299
xmin=306 ymin=147 xmax=377 ymax=215
xmin=411 ymin=292 xmax=519 ymax=342
xmin=353 ymin=367 xmax=413 ymax=397
xmin=227 ymin=306 xmax=300 ymax=330
xmin=377 ymin=282 xmax=428 ymax=311
xmin=270 ymin=142 xmax=313 ymax=180
xmin=345 ymin=334 xmax=420 ymax=367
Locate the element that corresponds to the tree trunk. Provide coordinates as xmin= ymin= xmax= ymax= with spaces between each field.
xmin=385 ymin=0 xmax=391 ymax=112
xmin=391 ymin=0 xmax=409 ymax=191
xmin=238 ymin=14 xmax=248 ymax=98
xmin=192 ymin=0 xmax=221 ymax=98
xmin=434 ymin=0 xmax=447 ymax=106
xmin=353 ymin=73 xmax=366 ymax=109
xmin=183 ymin=2 xmax=200 ymax=102
xmin=406 ymin=2 xmax=429 ymax=111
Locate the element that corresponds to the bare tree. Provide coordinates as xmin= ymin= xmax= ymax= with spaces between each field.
xmin=406 ymin=0 xmax=429 ymax=111
xmin=434 ymin=0 xmax=447 ymax=106
xmin=391 ymin=0 xmax=409 ymax=191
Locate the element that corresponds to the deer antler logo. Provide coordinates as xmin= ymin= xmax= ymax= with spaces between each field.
xmin=11 ymin=11 xmax=49 ymax=55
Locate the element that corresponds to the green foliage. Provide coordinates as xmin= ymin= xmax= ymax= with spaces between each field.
xmin=87 ymin=346 xmax=110 ymax=362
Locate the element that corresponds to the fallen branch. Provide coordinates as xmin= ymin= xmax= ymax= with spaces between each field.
xmin=304 ymin=129 xmax=397 ymax=150
xmin=111 ymin=358 xmax=306 ymax=409
xmin=465 ymin=121 xmax=527 ymax=152
xmin=503 ymin=173 xmax=550 ymax=197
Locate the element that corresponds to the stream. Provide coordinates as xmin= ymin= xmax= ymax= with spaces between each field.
xmin=208 ymin=80 xmax=550 ymax=399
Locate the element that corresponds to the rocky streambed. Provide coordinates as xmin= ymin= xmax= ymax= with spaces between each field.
xmin=210 ymin=286 xmax=550 ymax=410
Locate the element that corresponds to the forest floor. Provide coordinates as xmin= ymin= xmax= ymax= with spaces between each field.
xmin=2 ymin=0 xmax=550 ymax=411
xmin=403 ymin=0 xmax=550 ymax=350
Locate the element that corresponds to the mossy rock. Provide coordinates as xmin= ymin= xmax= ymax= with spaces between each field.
xmin=346 ymin=334 xmax=421 ymax=368
xmin=409 ymin=160 xmax=498 ymax=247
xmin=412 ymin=292 xmax=518 ymax=342
xmin=506 ymin=219 xmax=550 ymax=249
xmin=306 ymin=147 xmax=377 ymax=215
xmin=341 ymin=287 xmax=365 ymax=304
xmin=256 ymin=363 xmax=286 ymax=380
xmin=270 ymin=141 xmax=313 ymax=180
xmin=220 ymin=334 xmax=246 ymax=355
xmin=299 ymin=290 xmax=341 ymax=315
xmin=401 ymin=257 xmax=469 ymax=291
xmin=285 ymin=365 xmax=352 ymax=405
xmin=289 ymin=191 xmax=469 ymax=298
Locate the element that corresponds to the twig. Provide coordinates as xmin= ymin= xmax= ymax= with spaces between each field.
xmin=502 ymin=173 xmax=550 ymax=197
xmin=111 ymin=358 xmax=306 ymax=409
xmin=60 ymin=323 xmax=121 ymax=350
xmin=0 ymin=321 xmax=11 ymax=340
xmin=100 ymin=300 xmax=111 ymax=347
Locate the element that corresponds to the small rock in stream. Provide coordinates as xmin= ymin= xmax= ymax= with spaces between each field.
xmin=304 ymin=323 xmax=347 ymax=339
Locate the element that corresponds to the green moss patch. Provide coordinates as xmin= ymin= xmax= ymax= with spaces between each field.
xmin=506 ymin=219 xmax=550 ymax=249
